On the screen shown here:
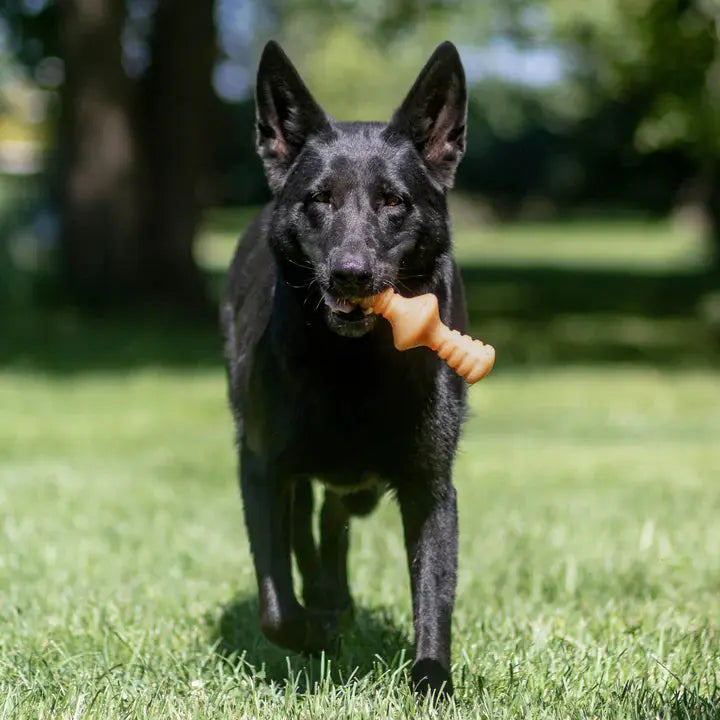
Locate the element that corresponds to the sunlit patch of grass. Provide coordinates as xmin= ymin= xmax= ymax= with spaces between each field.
xmin=1 ymin=363 xmax=718 ymax=718
xmin=454 ymin=218 xmax=708 ymax=271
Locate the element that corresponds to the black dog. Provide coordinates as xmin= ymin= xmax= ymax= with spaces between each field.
xmin=221 ymin=40 xmax=469 ymax=697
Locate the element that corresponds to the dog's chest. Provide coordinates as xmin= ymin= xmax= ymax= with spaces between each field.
xmin=275 ymin=347 xmax=433 ymax=475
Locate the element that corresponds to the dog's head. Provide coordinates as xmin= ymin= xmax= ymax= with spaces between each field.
xmin=256 ymin=41 xmax=467 ymax=337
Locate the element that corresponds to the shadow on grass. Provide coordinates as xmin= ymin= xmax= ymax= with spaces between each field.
xmin=209 ymin=595 xmax=411 ymax=690
xmin=0 ymin=307 xmax=223 ymax=374
xmin=209 ymin=596 xmax=720 ymax=715
xmin=462 ymin=265 xmax=718 ymax=318
xmin=0 ymin=264 xmax=717 ymax=373
xmin=462 ymin=265 xmax=720 ymax=370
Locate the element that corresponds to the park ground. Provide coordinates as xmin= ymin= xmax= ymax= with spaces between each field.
xmin=1 ymin=212 xmax=719 ymax=718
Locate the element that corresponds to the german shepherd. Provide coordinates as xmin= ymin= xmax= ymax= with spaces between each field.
xmin=221 ymin=40 xmax=468 ymax=696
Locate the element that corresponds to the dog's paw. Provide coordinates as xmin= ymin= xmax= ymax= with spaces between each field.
xmin=259 ymin=604 xmax=340 ymax=656
xmin=411 ymin=658 xmax=454 ymax=699
xmin=303 ymin=601 xmax=356 ymax=655
xmin=303 ymin=610 xmax=342 ymax=656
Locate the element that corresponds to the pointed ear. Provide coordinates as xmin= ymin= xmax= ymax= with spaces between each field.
xmin=387 ymin=42 xmax=467 ymax=189
xmin=255 ymin=41 xmax=330 ymax=193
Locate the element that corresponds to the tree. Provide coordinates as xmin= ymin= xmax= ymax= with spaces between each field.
xmin=138 ymin=0 xmax=216 ymax=309
xmin=58 ymin=0 xmax=143 ymax=302
xmin=544 ymin=0 xmax=720 ymax=269
xmin=4 ymin=0 xmax=218 ymax=308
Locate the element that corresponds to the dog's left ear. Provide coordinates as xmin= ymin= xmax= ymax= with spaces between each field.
xmin=255 ymin=41 xmax=331 ymax=193
xmin=387 ymin=41 xmax=467 ymax=189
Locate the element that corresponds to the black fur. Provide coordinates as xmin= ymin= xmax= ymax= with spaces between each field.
xmin=221 ymin=40 xmax=469 ymax=697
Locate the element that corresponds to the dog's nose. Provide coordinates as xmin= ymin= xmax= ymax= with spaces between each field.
xmin=330 ymin=254 xmax=373 ymax=295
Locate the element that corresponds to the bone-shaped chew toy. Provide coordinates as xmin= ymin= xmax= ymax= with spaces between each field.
xmin=360 ymin=289 xmax=495 ymax=384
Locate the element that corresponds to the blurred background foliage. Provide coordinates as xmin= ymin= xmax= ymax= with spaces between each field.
xmin=0 ymin=0 xmax=719 ymax=364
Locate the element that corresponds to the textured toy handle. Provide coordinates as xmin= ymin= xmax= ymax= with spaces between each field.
xmin=362 ymin=289 xmax=495 ymax=384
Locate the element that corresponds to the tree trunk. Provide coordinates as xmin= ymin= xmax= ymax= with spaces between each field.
xmin=58 ymin=0 xmax=142 ymax=302
xmin=139 ymin=0 xmax=216 ymax=311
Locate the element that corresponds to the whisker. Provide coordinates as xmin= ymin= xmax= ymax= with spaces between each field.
xmin=302 ymin=279 xmax=322 ymax=309
xmin=284 ymin=255 xmax=313 ymax=271
xmin=397 ymin=272 xmax=428 ymax=280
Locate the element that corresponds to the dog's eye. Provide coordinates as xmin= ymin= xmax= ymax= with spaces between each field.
xmin=311 ymin=191 xmax=332 ymax=204
xmin=381 ymin=193 xmax=403 ymax=208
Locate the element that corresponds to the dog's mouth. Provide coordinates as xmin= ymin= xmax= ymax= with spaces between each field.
xmin=323 ymin=292 xmax=377 ymax=337
xmin=324 ymin=294 xmax=373 ymax=320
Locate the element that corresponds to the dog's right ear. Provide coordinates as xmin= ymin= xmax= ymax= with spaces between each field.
xmin=255 ymin=41 xmax=330 ymax=193
xmin=386 ymin=42 xmax=467 ymax=190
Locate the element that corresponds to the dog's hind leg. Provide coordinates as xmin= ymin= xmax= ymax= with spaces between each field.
xmin=318 ymin=490 xmax=354 ymax=624
xmin=293 ymin=484 xmax=353 ymax=643
xmin=240 ymin=446 xmax=333 ymax=654
xmin=308 ymin=481 xmax=383 ymax=623
xmin=291 ymin=478 xmax=324 ymax=608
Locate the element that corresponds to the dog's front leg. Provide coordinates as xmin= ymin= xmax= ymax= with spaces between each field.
xmin=240 ymin=446 xmax=329 ymax=654
xmin=398 ymin=482 xmax=458 ymax=697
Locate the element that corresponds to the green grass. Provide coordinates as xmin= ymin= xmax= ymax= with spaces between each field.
xmin=453 ymin=218 xmax=709 ymax=271
xmin=1 ymin=366 xmax=718 ymax=718
xmin=1 ymin=215 xmax=719 ymax=717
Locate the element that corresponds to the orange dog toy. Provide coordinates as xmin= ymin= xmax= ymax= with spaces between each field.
xmin=360 ymin=289 xmax=495 ymax=384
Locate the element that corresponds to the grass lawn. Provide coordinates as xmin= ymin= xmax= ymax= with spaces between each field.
xmin=1 ymin=215 xmax=719 ymax=718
